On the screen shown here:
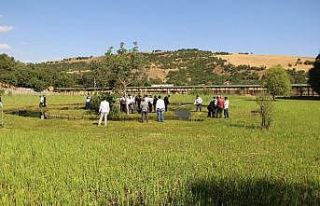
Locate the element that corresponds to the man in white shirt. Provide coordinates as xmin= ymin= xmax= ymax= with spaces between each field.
xmin=98 ymin=98 xmax=110 ymax=126
xmin=156 ymin=95 xmax=165 ymax=122
xmin=224 ymin=97 xmax=230 ymax=118
xmin=194 ymin=95 xmax=203 ymax=112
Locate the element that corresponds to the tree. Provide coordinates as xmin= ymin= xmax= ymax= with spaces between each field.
xmin=262 ymin=65 xmax=291 ymax=100
xmin=105 ymin=46 xmax=114 ymax=56
xmin=105 ymin=43 xmax=145 ymax=114
xmin=132 ymin=41 xmax=139 ymax=53
xmin=308 ymin=54 xmax=320 ymax=95
xmin=116 ymin=42 xmax=127 ymax=55
xmin=256 ymin=91 xmax=273 ymax=129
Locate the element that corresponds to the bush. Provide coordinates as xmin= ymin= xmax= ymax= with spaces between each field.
xmin=91 ymin=93 xmax=120 ymax=119
xmin=256 ymin=91 xmax=273 ymax=129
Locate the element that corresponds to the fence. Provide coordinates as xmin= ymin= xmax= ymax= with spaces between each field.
xmin=55 ymin=84 xmax=317 ymax=96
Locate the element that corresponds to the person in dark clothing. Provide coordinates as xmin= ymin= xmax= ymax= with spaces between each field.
xmin=135 ymin=95 xmax=142 ymax=113
xmin=153 ymin=95 xmax=158 ymax=113
xmin=164 ymin=95 xmax=170 ymax=112
xmin=207 ymin=98 xmax=215 ymax=118
xmin=148 ymin=95 xmax=153 ymax=113
xmin=43 ymin=95 xmax=47 ymax=107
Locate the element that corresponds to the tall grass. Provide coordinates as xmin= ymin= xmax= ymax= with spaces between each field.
xmin=0 ymin=95 xmax=319 ymax=205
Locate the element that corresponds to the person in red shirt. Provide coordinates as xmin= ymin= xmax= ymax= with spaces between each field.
xmin=217 ymin=96 xmax=225 ymax=118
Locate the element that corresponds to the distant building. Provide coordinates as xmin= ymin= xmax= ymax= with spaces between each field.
xmin=151 ymin=84 xmax=174 ymax=88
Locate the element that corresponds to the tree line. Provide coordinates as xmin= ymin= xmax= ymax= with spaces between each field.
xmin=0 ymin=44 xmax=317 ymax=93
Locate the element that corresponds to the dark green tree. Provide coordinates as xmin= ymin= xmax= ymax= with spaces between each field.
xmin=308 ymin=54 xmax=320 ymax=95
xmin=263 ymin=65 xmax=292 ymax=100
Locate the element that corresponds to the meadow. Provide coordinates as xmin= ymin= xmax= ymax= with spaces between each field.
xmin=0 ymin=94 xmax=319 ymax=205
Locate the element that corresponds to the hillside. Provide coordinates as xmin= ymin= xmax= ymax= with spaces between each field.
xmin=0 ymin=50 xmax=315 ymax=91
xmin=216 ymin=54 xmax=314 ymax=71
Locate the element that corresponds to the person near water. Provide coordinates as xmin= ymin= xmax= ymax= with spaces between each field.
xmin=194 ymin=95 xmax=203 ymax=112
xmin=164 ymin=95 xmax=170 ymax=112
xmin=156 ymin=96 xmax=165 ymax=122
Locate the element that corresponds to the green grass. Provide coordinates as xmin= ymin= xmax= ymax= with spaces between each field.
xmin=0 ymin=95 xmax=319 ymax=205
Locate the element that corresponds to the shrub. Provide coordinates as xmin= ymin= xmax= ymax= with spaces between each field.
xmin=256 ymin=91 xmax=273 ymax=129
xmin=91 ymin=93 xmax=120 ymax=119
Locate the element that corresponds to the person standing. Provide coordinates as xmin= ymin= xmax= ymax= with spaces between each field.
xmin=135 ymin=95 xmax=142 ymax=113
xmin=85 ymin=96 xmax=92 ymax=110
xmin=140 ymin=98 xmax=149 ymax=123
xmin=207 ymin=97 xmax=215 ymax=118
xmin=147 ymin=95 xmax=153 ymax=113
xmin=194 ymin=95 xmax=203 ymax=112
xmin=98 ymin=98 xmax=110 ymax=126
xmin=153 ymin=95 xmax=158 ymax=113
xmin=43 ymin=95 xmax=47 ymax=107
xmin=224 ymin=97 xmax=230 ymax=118
xmin=156 ymin=96 xmax=165 ymax=122
xmin=39 ymin=95 xmax=44 ymax=107
xmin=164 ymin=95 xmax=170 ymax=112
xmin=217 ymin=96 xmax=225 ymax=118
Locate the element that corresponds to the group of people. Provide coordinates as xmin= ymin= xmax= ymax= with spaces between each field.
xmin=206 ymin=96 xmax=229 ymax=118
xmin=119 ymin=95 xmax=170 ymax=114
xmin=97 ymin=95 xmax=170 ymax=126
xmin=193 ymin=95 xmax=229 ymax=118
xmin=140 ymin=95 xmax=168 ymax=123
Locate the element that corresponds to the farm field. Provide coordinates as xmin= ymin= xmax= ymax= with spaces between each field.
xmin=0 ymin=95 xmax=319 ymax=205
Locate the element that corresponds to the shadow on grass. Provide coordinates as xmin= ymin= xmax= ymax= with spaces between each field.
xmin=167 ymin=178 xmax=320 ymax=206
xmin=227 ymin=122 xmax=260 ymax=130
xmin=278 ymin=96 xmax=320 ymax=101
xmin=6 ymin=109 xmax=41 ymax=118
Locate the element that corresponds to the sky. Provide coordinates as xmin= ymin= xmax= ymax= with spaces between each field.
xmin=0 ymin=0 xmax=319 ymax=62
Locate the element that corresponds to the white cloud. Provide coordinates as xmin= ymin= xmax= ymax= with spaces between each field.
xmin=0 ymin=43 xmax=11 ymax=49
xmin=0 ymin=26 xmax=13 ymax=33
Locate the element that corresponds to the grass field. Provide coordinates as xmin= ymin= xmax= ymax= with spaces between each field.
xmin=0 ymin=95 xmax=319 ymax=205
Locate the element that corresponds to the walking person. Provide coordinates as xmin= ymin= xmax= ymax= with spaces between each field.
xmin=194 ymin=95 xmax=203 ymax=112
xmin=98 ymin=97 xmax=110 ymax=126
xmin=164 ymin=95 xmax=170 ymax=112
xmin=140 ymin=98 xmax=149 ymax=123
xmin=224 ymin=97 xmax=230 ymax=118
xmin=156 ymin=96 xmax=165 ymax=122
